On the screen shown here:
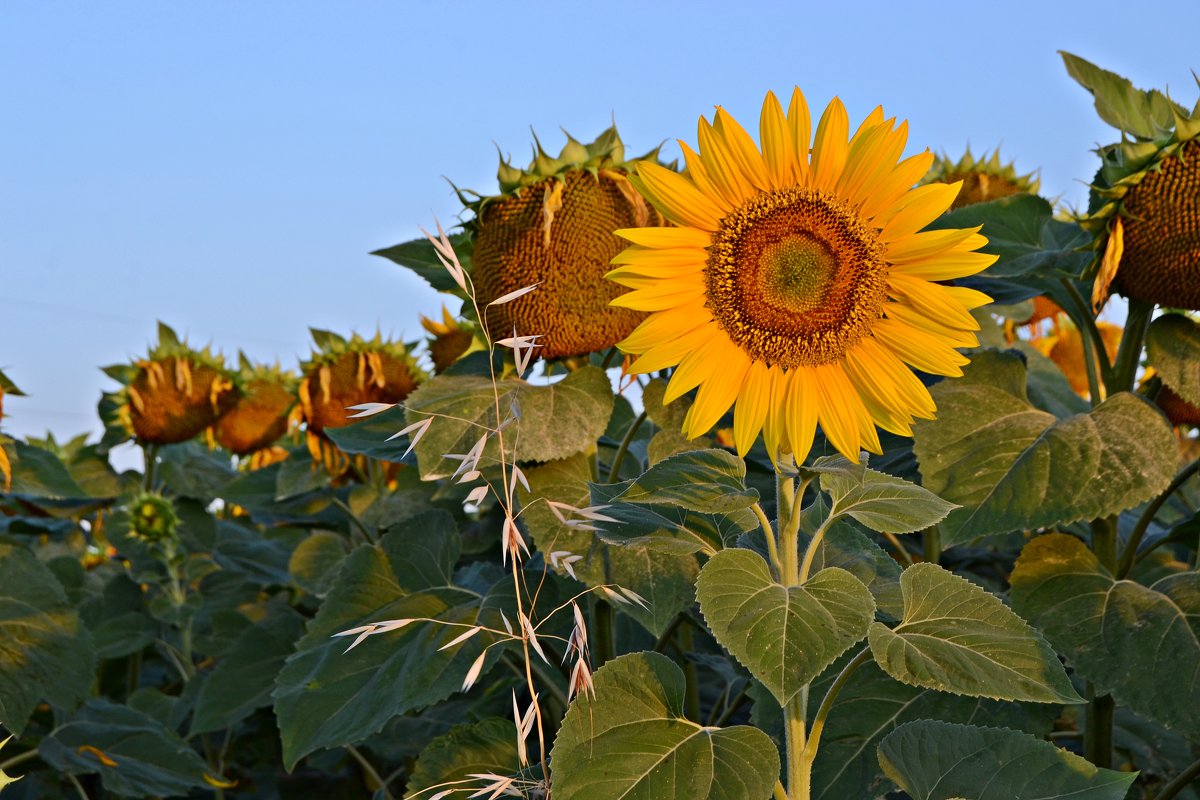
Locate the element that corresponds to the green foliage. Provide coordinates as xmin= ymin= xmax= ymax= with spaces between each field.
xmin=371 ymin=232 xmax=474 ymax=295
xmin=868 ymin=563 xmax=1081 ymax=703
xmin=878 ymin=720 xmax=1137 ymax=800
xmin=1010 ymin=533 xmax=1200 ymax=737
xmin=404 ymin=718 xmax=520 ymax=800
xmin=1146 ymin=312 xmax=1200 ymax=405
xmin=551 ymin=652 xmax=780 ymax=800
xmin=817 ymin=457 xmax=956 ymax=534
xmin=697 ymin=549 xmax=875 ymax=706
xmin=913 ymin=349 xmax=1176 ymax=546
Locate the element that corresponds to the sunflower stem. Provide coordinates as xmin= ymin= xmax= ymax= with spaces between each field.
xmin=1117 ymin=456 xmax=1200 ymax=579
xmin=800 ymin=647 xmax=871 ymax=783
xmin=1110 ymin=297 xmax=1153 ymax=394
xmin=784 ymin=691 xmax=808 ymax=799
xmin=606 ymin=410 xmax=646 ymax=482
xmin=1059 ymin=279 xmax=1112 ymax=390
xmin=754 ymin=503 xmax=785 ymax=582
xmin=1084 ymin=690 xmax=1114 ymax=770
xmin=1152 ymin=755 xmax=1200 ymax=800
xmin=922 ymin=524 xmax=941 ymax=565
xmin=142 ymin=444 xmax=158 ymax=491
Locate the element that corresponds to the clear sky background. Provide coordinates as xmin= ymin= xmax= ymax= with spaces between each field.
xmin=2 ymin=0 xmax=1198 ymax=448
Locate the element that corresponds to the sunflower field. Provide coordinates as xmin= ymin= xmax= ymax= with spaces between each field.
xmin=2 ymin=53 xmax=1200 ymax=800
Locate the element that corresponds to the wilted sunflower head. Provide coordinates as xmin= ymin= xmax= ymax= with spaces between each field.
xmin=463 ymin=126 xmax=668 ymax=359
xmin=1066 ymin=53 xmax=1200 ymax=311
xmin=212 ymin=354 xmax=297 ymax=456
xmin=298 ymin=329 xmax=424 ymax=473
xmin=128 ymin=491 xmax=179 ymax=544
xmin=420 ymin=305 xmax=477 ymax=374
xmin=923 ymin=148 xmax=1039 ymax=209
xmin=609 ymin=88 xmax=996 ymax=464
xmin=1032 ymin=320 xmax=1123 ymax=398
xmin=102 ymin=323 xmax=239 ymax=446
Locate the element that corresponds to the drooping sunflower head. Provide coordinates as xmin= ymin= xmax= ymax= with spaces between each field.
xmin=298 ymin=329 xmax=423 ymax=473
xmin=608 ymin=88 xmax=996 ymax=464
xmin=102 ymin=323 xmax=239 ymax=446
xmin=463 ymin=126 xmax=668 ymax=359
xmin=420 ymin=305 xmax=478 ymax=374
xmin=1067 ymin=53 xmax=1200 ymax=311
xmin=211 ymin=354 xmax=297 ymax=456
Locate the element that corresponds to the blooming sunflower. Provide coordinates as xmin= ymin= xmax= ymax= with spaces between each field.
xmin=608 ymin=89 xmax=996 ymax=463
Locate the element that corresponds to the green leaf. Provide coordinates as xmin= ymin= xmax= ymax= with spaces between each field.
xmin=0 ymin=543 xmax=95 ymax=735
xmin=803 ymin=520 xmax=904 ymax=619
xmin=190 ymin=604 xmax=305 ymax=734
xmin=550 ymin=652 xmax=780 ymax=800
xmin=642 ymin=378 xmax=710 ymax=464
xmin=371 ymin=232 xmax=473 ymax=295
xmin=591 ymin=479 xmax=755 ymax=556
xmin=323 ymin=404 xmax=413 ymax=461
xmin=1061 ymin=51 xmax=1182 ymax=140
xmin=404 ymin=718 xmax=519 ymax=800
xmin=696 ymin=548 xmax=875 ymax=705
xmin=522 ymin=455 xmax=700 ymax=636
xmin=405 ymin=366 xmax=614 ymax=479
xmin=868 ymin=563 xmax=1081 ymax=703
xmin=807 ymin=662 xmax=1056 ymax=800
xmin=1146 ymin=312 xmax=1200 ymax=406
xmin=39 ymin=700 xmax=215 ymax=798
xmin=1010 ymin=533 xmax=1200 ymax=737
xmin=913 ymin=350 xmax=1176 ymax=546
xmin=878 ymin=720 xmax=1136 ymax=800
xmin=272 ymin=511 xmax=496 ymax=768
xmin=3 ymin=440 xmax=89 ymax=500
xmin=288 ymin=530 xmax=350 ymax=597
xmin=821 ymin=463 xmax=956 ymax=534
xmin=607 ymin=449 xmax=759 ymax=514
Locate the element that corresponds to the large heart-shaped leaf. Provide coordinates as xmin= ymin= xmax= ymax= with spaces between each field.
xmin=819 ymin=461 xmax=956 ymax=534
xmin=405 ymin=718 xmax=519 ymax=800
xmin=878 ymin=720 xmax=1136 ymax=800
xmin=696 ymin=548 xmax=875 ymax=705
xmin=550 ymin=652 xmax=779 ymax=800
xmin=0 ymin=543 xmax=95 ymax=735
xmin=371 ymin=232 xmax=473 ymax=295
xmin=1146 ymin=312 xmax=1200 ymax=405
xmin=913 ymin=350 xmax=1175 ymax=546
xmin=1061 ymin=51 xmax=1183 ymax=141
xmin=868 ymin=563 xmax=1081 ymax=703
xmin=1010 ymin=533 xmax=1200 ymax=737
xmin=404 ymin=366 xmax=614 ymax=479
xmin=605 ymin=449 xmax=759 ymax=514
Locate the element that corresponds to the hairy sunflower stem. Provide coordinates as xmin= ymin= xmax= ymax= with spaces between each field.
xmin=1084 ymin=690 xmax=1114 ymax=770
xmin=776 ymin=467 xmax=800 ymax=586
xmin=922 ymin=524 xmax=941 ymax=565
xmin=0 ymin=747 xmax=40 ymax=773
xmin=680 ymin=625 xmax=700 ymax=722
xmin=1117 ymin=456 xmax=1200 ymax=579
xmin=1153 ymin=754 xmax=1200 ymax=800
xmin=784 ymin=691 xmax=808 ymax=799
xmin=142 ymin=444 xmax=159 ymax=492
xmin=1060 ymin=279 xmax=1112 ymax=392
xmin=346 ymin=745 xmax=395 ymax=800
xmin=797 ymin=515 xmax=832 ymax=585
xmin=753 ymin=503 xmax=784 ymax=581
xmin=801 ymin=647 xmax=870 ymax=771
xmin=1091 ymin=516 xmax=1119 ymax=574
xmin=606 ymin=410 xmax=646 ymax=482
xmin=1110 ymin=297 xmax=1154 ymax=395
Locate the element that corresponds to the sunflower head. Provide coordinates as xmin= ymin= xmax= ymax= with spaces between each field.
xmin=1067 ymin=53 xmax=1200 ymax=310
xmin=212 ymin=354 xmax=297 ymax=456
xmin=420 ymin=305 xmax=477 ymax=374
xmin=462 ymin=126 xmax=669 ymax=359
xmin=102 ymin=323 xmax=239 ymax=446
xmin=922 ymin=148 xmax=1039 ymax=209
xmin=128 ymin=491 xmax=179 ymax=544
xmin=1031 ymin=321 xmax=1123 ymax=398
xmin=298 ymin=330 xmax=423 ymax=473
xmin=609 ymin=88 xmax=995 ymax=465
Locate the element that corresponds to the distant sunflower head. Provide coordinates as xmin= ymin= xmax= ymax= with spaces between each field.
xmin=212 ymin=354 xmax=297 ymax=456
xmin=1070 ymin=55 xmax=1200 ymax=310
xmin=609 ymin=88 xmax=995 ymax=464
xmin=298 ymin=330 xmax=424 ymax=473
xmin=463 ymin=126 xmax=668 ymax=359
xmin=128 ymin=491 xmax=179 ymax=544
xmin=103 ymin=323 xmax=239 ymax=446
xmin=420 ymin=305 xmax=477 ymax=374
xmin=923 ymin=148 xmax=1040 ymax=209
xmin=0 ymin=368 xmax=24 ymax=429
xmin=1031 ymin=321 xmax=1122 ymax=398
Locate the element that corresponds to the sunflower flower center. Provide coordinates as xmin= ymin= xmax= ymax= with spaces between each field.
xmin=705 ymin=186 xmax=889 ymax=368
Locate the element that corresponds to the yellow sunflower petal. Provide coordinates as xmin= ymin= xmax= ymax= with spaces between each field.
xmin=858 ymin=150 xmax=935 ymax=222
xmin=878 ymin=182 xmax=962 ymax=242
xmin=610 ymin=244 xmax=708 ymax=270
xmin=851 ymin=337 xmax=937 ymax=419
xmin=630 ymin=162 xmax=724 ymax=231
xmin=620 ymin=306 xmax=712 ymax=353
xmin=684 ymin=349 xmax=749 ymax=437
xmin=884 ymin=225 xmax=984 ymax=263
xmin=841 ymin=120 xmax=910 ymax=209
xmin=811 ymin=97 xmax=850 ymax=190
xmin=760 ymin=90 xmax=796 ymax=187
xmin=733 ymin=360 xmax=773 ymax=457
xmin=787 ymin=87 xmax=813 ymax=185
xmin=761 ymin=366 xmax=789 ymax=464
xmin=873 ymin=317 xmax=970 ymax=376
xmin=813 ymin=363 xmax=871 ymax=461
xmin=679 ymin=140 xmax=736 ymax=213
xmin=887 ymin=273 xmax=985 ymax=331
xmin=698 ymin=117 xmax=755 ymax=205
xmin=628 ymin=322 xmax=718 ymax=373
xmin=890 ymin=246 xmax=997 ymax=281
xmin=664 ymin=333 xmax=729 ymax=404
xmin=842 ymin=348 xmax=916 ymax=436
xmin=609 ymin=280 xmax=705 ymax=311
xmin=714 ymin=107 xmax=771 ymax=192
xmin=783 ymin=368 xmax=819 ymax=465
xmin=885 ymin=302 xmax=979 ymax=349
xmin=616 ymin=226 xmax=712 ymax=249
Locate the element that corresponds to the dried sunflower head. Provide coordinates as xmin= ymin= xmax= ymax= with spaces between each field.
xmin=1066 ymin=53 xmax=1200 ymax=310
xmin=101 ymin=323 xmax=239 ymax=446
xmin=298 ymin=329 xmax=423 ymax=474
xmin=420 ymin=305 xmax=477 ymax=374
xmin=462 ymin=126 xmax=669 ymax=359
xmin=923 ymin=148 xmax=1039 ymax=209
xmin=212 ymin=354 xmax=297 ymax=456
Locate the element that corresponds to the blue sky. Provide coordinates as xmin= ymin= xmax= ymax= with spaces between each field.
xmin=2 ymin=1 xmax=1198 ymax=447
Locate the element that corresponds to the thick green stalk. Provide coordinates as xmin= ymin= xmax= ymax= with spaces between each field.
xmin=1117 ymin=457 xmax=1200 ymax=579
xmin=801 ymin=647 xmax=871 ymax=784
xmin=1109 ymin=298 xmax=1154 ymax=394
xmin=784 ymin=692 xmax=808 ymax=798
xmin=1084 ymin=691 xmax=1114 ymax=770
xmin=592 ymin=598 xmax=614 ymax=666
xmin=607 ymin=410 xmax=646 ymax=482
xmin=1153 ymin=755 xmax=1200 ymax=800
xmin=922 ymin=524 xmax=941 ymax=565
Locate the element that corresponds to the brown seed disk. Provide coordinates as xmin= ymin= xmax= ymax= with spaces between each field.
xmin=130 ymin=359 xmax=238 ymax=444
xmin=215 ymin=379 xmax=295 ymax=455
xmin=301 ymin=351 xmax=417 ymax=434
xmin=1157 ymin=384 xmax=1200 ymax=427
xmin=429 ymin=328 xmax=474 ymax=374
xmin=472 ymin=170 xmax=665 ymax=359
xmin=705 ymin=186 xmax=888 ymax=369
xmin=1115 ymin=139 xmax=1200 ymax=309
xmin=943 ymin=172 xmax=1025 ymax=209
